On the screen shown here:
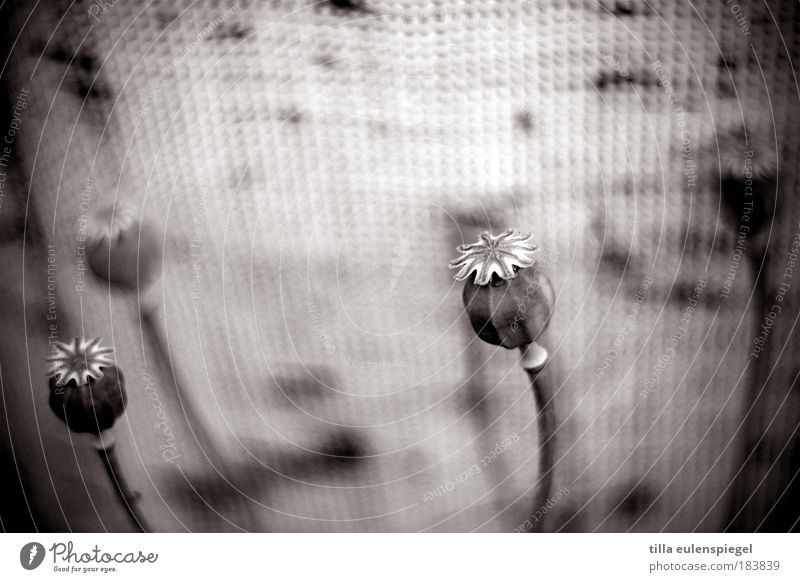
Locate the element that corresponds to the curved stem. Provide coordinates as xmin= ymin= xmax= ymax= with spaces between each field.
xmin=520 ymin=343 xmax=555 ymax=532
xmin=140 ymin=298 xmax=260 ymax=531
xmin=141 ymin=300 xmax=227 ymax=466
xmin=94 ymin=433 xmax=149 ymax=532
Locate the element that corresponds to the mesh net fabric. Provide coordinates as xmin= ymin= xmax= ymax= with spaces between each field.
xmin=7 ymin=0 xmax=800 ymax=531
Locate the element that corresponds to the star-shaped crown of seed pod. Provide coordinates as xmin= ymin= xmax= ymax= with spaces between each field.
xmin=47 ymin=337 xmax=114 ymax=386
xmin=89 ymin=204 xmax=140 ymax=247
xmin=449 ymin=229 xmax=538 ymax=285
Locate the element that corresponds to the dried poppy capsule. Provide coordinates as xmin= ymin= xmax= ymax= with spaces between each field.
xmin=47 ymin=337 xmax=126 ymax=434
xmin=449 ymin=229 xmax=555 ymax=364
xmin=86 ymin=204 xmax=161 ymax=290
xmin=450 ymin=229 xmax=557 ymax=531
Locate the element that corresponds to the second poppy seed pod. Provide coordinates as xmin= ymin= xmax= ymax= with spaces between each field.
xmin=47 ymin=338 xmax=127 ymax=434
xmin=87 ymin=204 xmax=161 ymax=290
xmin=450 ymin=229 xmax=555 ymax=349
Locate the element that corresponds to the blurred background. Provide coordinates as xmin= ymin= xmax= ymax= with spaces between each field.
xmin=1 ymin=0 xmax=799 ymax=532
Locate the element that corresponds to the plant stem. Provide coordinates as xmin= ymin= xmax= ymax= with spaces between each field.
xmin=94 ymin=433 xmax=149 ymax=532
xmin=140 ymin=299 xmax=261 ymax=531
xmin=141 ymin=300 xmax=226 ymax=465
xmin=520 ymin=343 xmax=555 ymax=533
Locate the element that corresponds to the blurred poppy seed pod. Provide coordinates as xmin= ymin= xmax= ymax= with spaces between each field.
xmin=47 ymin=338 xmax=126 ymax=434
xmin=450 ymin=229 xmax=555 ymax=350
xmin=87 ymin=204 xmax=161 ymax=290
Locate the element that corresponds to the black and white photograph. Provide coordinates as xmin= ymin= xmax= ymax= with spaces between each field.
xmin=0 ymin=0 xmax=799 ymax=578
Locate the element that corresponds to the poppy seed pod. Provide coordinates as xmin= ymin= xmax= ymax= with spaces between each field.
xmin=47 ymin=338 xmax=126 ymax=434
xmin=450 ymin=229 xmax=555 ymax=350
xmin=87 ymin=204 xmax=161 ymax=290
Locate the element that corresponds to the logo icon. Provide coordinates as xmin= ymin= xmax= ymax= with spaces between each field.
xmin=20 ymin=542 xmax=45 ymax=570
